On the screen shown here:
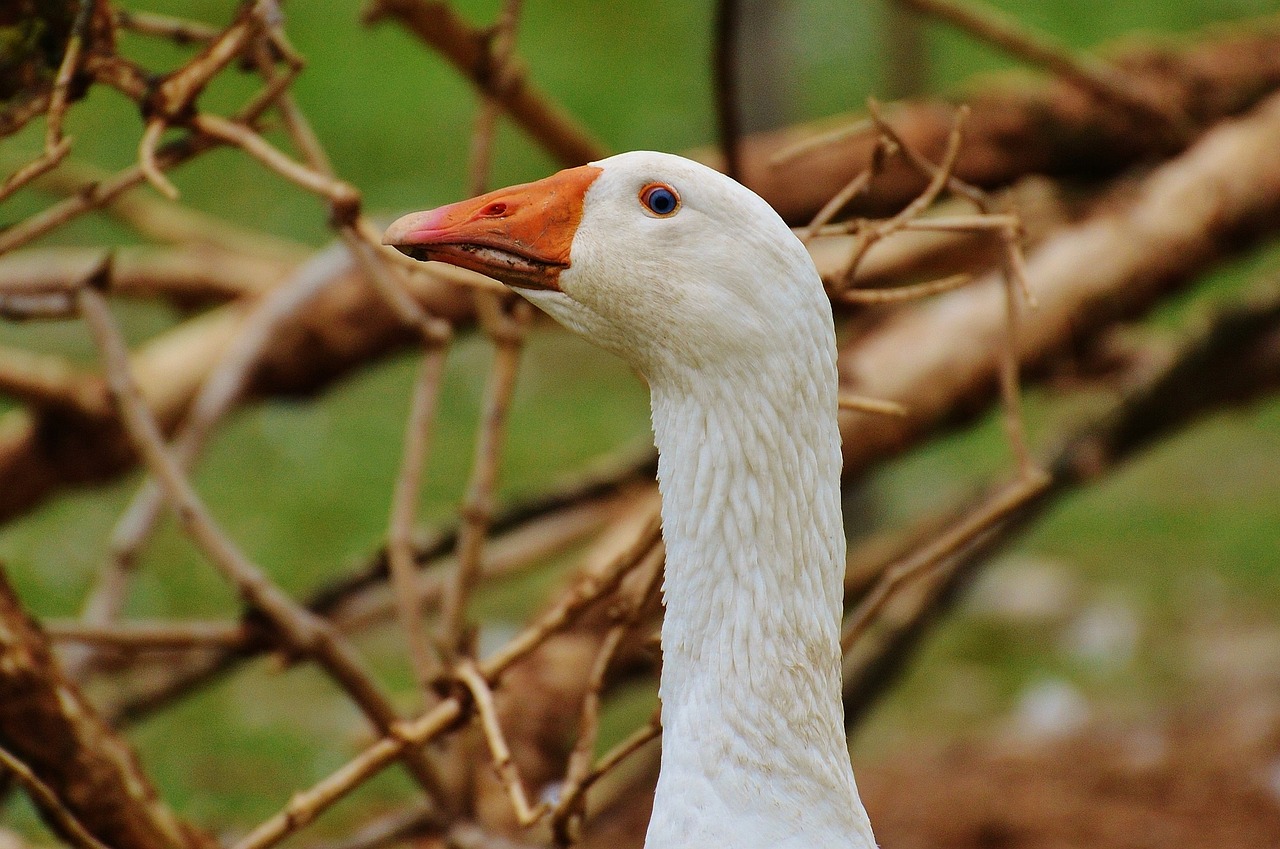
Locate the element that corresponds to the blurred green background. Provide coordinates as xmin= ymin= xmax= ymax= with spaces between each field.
xmin=2 ymin=0 xmax=1278 ymax=836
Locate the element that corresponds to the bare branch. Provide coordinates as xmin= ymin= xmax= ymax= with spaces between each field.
xmin=387 ymin=346 xmax=452 ymax=691
xmin=0 ymin=135 xmax=213 ymax=258
xmin=836 ymin=90 xmax=1280 ymax=479
xmin=732 ymin=27 xmax=1280 ymax=224
xmin=191 ymin=113 xmax=358 ymax=207
xmin=797 ymin=129 xmax=899 ymax=246
xmin=67 ymin=244 xmax=359 ymax=679
xmin=43 ymin=0 xmax=93 ymax=151
xmin=440 ymin=299 xmax=531 ymax=658
xmin=839 ymin=272 xmax=973 ymax=304
xmin=838 ymin=394 xmax=910 ymax=417
xmin=0 ymin=138 xmax=71 ymax=204
xmin=78 ymin=283 xmax=452 ymax=810
xmin=0 ymin=744 xmax=115 ymax=849
xmin=0 ymin=346 xmax=105 ymax=413
xmin=113 ymin=9 xmax=220 ymax=43
xmin=103 ymin=462 xmax=650 ymax=724
xmin=551 ymin=549 xmax=664 ymax=844
xmin=840 ymin=470 xmax=1049 ymax=653
xmin=363 ymin=0 xmax=608 ymax=166
xmin=836 ymin=103 xmax=968 ymax=289
xmin=148 ymin=8 xmax=260 ymax=120
xmin=342 ymin=223 xmax=455 ymax=344
xmin=458 ymin=661 xmax=547 ymax=826
xmin=841 ymin=281 xmax=1280 ymax=727
xmin=466 ymin=0 xmax=524 ymax=196
xmin=138 ymin=119 xmax=181 ymax=200
xmin=234 ymin=509 xmax=662 ymax=849
xmin=28 ymin=160 xmax=308 ymax=261
xmin=47 ymin=620 xmax=248 ymax=649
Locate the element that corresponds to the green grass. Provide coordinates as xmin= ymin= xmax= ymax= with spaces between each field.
xmin=3 ymin=0 xmax=1279 ymax=836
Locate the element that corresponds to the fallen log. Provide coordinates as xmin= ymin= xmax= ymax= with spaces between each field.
xmin=731 ymin=23 xmax=1280 ymax=222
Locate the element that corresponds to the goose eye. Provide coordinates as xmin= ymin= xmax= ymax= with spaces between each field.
xmin=639 ymin=184 xmax=680 ymax=217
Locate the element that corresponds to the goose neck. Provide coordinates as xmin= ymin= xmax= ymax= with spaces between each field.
xmin=642 ymin=360 xmax=875 ymax=849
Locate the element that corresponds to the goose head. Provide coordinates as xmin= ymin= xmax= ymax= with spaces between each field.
xmin=383 ymin=151 xmax=826 ymax=380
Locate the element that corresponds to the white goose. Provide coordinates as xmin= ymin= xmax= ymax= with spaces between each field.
xmin=385 ymin=151 xmax=877 ymax=849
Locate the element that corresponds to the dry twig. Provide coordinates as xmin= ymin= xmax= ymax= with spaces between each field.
xmin=0 ymin=744 xmax=114 ymax=849
xmin=3 ymin=8 xmax=1278 ymax=849
xmin=387 ymin=345 xmax=453 ymax=691
xmin=847 ymin=99 xmax=1039 ymax=473
xmin=550 ymin=547 xmax=665 ymax=844
xmin=113 ymin=9 xmax=220 ymax=43
xmin=47 ymin=620 xmax=248 ymax=649
xmin=67 ymin=244 xmax=357 ymax=679
xmin=78 ymin=280 xmax=452 ymax=809
xmin=837 ymin=102 xmax=968 ymax=290
xmin=233 ymin=509 xmax=662 ymax=849
xmin=841 ymin=281 xmax=1280 ymax=726
xmin=440 ymin=298 xmax=532 ymax=659
xmin=840 ymin=470 xmax=1050 ymax=653
xmin=458 ymin=661 xmax=548 ymax=826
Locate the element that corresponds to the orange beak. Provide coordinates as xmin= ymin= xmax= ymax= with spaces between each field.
xmin=382 ymin=164 xmax=603 ymax=291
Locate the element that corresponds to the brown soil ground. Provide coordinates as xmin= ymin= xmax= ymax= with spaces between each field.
xmin=860 ymin=701 xmax=1280 ymax=849
xmin=580 ymin=697 xmax=1280 ymax=849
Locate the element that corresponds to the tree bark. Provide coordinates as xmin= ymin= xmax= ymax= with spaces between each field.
xmin=728 ymin=26 xmax=1280 ymax=222
xmin=833 ymin=87 xmax=1280 ymax=477
xmin=0 ymin=568 xmax=211 ymax=849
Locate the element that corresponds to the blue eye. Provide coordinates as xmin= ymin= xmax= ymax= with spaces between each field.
xmin=640 ymin=183 xmax=680 ymax=216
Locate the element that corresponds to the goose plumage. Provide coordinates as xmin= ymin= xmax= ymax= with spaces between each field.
xmin=385 ymin=151 xmax=878 ymax=849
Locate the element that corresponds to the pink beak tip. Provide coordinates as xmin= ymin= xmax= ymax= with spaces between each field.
xmin=383 ymin=209 xmax=443 ymax=247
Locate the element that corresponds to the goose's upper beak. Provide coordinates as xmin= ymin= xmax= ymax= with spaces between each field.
xmin=382 ymin=164 xmax=602 ymax=292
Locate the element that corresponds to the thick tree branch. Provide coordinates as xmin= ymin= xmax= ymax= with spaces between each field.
xmin=735 ymin=24 xmax=1280 ymax=222
xmin=834 ymin=88 xmax=1280 ymax=477
xmin=0 ymin=569 xmax=211 ymax=849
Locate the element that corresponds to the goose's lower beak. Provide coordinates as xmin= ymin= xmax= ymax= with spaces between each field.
xmin=382 ymin=164 xmax=602 ymax=292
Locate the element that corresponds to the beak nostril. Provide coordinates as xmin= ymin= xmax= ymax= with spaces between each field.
xmin=482 ymin=202 xmax=508 ymax=217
